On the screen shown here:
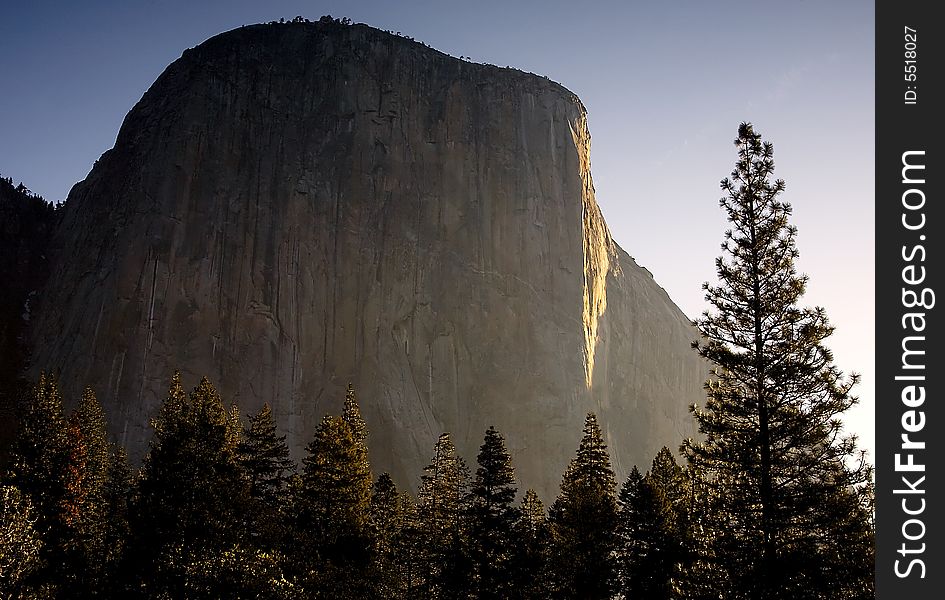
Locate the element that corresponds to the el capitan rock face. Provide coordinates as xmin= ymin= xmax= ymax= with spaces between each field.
xmin=30 ymin=21 xmax=705 ymax=499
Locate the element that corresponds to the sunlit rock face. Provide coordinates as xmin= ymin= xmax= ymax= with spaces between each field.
xmin=30 ymin=21 xmax=705 ymax=500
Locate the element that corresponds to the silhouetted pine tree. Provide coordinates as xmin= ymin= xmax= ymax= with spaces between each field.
xmin=509 ymin=489 xmax=552 ymax=600
xmin=59 ymin=388 xmax=112 ymax=595
xmin=237 ymin=403 xmax=293 ymax=551
xmin=398 ymin=490 xmax=424 ymax=598
xmin=7 ymin=379 xmax=127 ymax=596
xmin=8 ymin=374 xmax=69 ymax=593
xmin=129 ymin=374 xmax=250 ymax=598
xmin=416 ymin=432 xmax=471 ymax=599
xmin=99 ymin=444 xmax=132 ymax=592
xmin=647 ymin=448 xmax=689 ymax=518
xmin=616 ymin=466 xmax=680 ymax=600
xmin=370 ymin=472 xmax=408 ymax=597
xmin=684 ymin=122 xmax=874 ymax=600
xmin=645 ymin=447 xmax=691 ymax=597
xmin=239 ymin=405 xmax=294 ymax=495
xmin=294 ymin=414 xmax=373 ymax=598
xmin=548 ymin=413 xmax=618 ymax=599
xmin=469 ymin=426 xmax=519 ymax=599
xmin=676 ymin=463 xmax=727 ymax=600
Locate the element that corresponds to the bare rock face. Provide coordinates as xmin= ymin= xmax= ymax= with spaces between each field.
xmin=31 ymin=21 xmax=705 ymax=500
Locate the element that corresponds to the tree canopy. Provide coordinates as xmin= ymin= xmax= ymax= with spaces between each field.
xmin=684 ymin=122 xmax=874 ymax=600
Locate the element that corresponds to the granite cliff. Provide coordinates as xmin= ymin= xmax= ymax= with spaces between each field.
xmin=29 ymin=21 xmax=705 ymax=499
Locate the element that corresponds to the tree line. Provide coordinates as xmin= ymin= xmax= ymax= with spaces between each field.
xmin=1 ymin=123 xmax=874 ymax=599
xmin=0 ymin=373 xmax=629 ymax=599
xmin=0 ymin=371 xmax=873 ymax=600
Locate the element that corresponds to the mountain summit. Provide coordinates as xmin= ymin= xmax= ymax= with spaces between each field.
xmin=29 ymin=20 xmax=705 ymax=499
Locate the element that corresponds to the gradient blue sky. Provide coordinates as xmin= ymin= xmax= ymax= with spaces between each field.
xmin=0 ymin=0 xmax=875 ymax=463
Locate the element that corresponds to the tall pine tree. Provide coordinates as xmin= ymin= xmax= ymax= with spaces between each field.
xmin=397 ymin=489 xmax=424 ymax=599
xmin=237 ymin=403 xmax=293 ymax=553
xmin=59 ymin=388 xmax=112 ymax=595
xmin=238 ymin=403 xmax=293 ymax=504
xmin=548 ymin=413 xmax=618 ymax=599
xmin=416 ymin=432 xmax=471 ymax=599
xmin=645 ymin=447 xmax=692 ymax=598
xmin=129 ymin=373 xmax=250 ymax=598
xmin=647 ymin=447 xmax=689 ymax=521
xmin=99 ymin=444 xmax=133 ymax=592
xmin=684 ymin=122 xmax=874 ymax=599
xmin=8 ymin=374 xmax=69 ymax=593
xmin=294 ymin=414 xmax=373 ymax=598
xmin=509 ymin=489 xmax=552 ymax=600
xmin=469 ymin=426 xmax=518 ymax=600
xmin=370 ymin=472 xmax=408 ymax=598
xmin=676 ymin=463 xmax=727 ymax=600
xmin=616 ymin=466 xmax=681 ymax=600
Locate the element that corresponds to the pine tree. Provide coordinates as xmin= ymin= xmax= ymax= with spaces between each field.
xmin=647 ymin=447 xmax=689 ymax=519
xmin=398 ymin=490 xmax=424 ymax=598
xmin=237 ymin=403 xmax=293 ymax=551
xmin=9 ymin=373 xmax=67 ymax=519
xmin=130 ymin=373 xmax=250 ymax=597
xmin=616 ymin=466 xmax=680 ymax=600
xmin=469 ymin=426 xmax=519 ymax=599
xmin=509 ymin=489 xmax=552 ymax=600
xmin=237 ymin=403 xmax=293 ymax=501
xmin=370 ymin=472 xmax=407 ymax=597
xmin=100 ymin=445 xmax=132 ymax=590
xmin=8 ymin=374 xmax=69 ymax=592
xmin=416 ymin=432 xmax=471 ymax=599
xmin=677 ymin=464 xmax=727 ymax=600
xmin=684 ymin=122 xmax=874 ymax=599
xmin=294 ymin=414 xmax=373 ymax=597
xmin=6 ymin=379 xmax=121 ymax=595
xmin=644 ymin=447 xmax=692 ymax=598
xmin=548 ymin=413 xmax=618 ymax=599
xmin=59 ymin=388 xmax=112 ymax=595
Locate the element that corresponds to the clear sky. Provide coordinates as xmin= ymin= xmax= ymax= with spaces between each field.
xmin=0 ymin=0 xmax=875 ymax=464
